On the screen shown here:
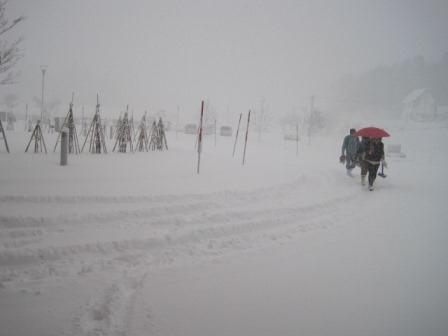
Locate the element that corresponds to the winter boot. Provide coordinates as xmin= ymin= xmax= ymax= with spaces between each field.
xmin=361 ymin=175 xmax=366 ymax=186
xmin=368 ymin=184 xmax=374 ymax=191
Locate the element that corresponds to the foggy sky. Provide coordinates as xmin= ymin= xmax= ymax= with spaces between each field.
xmin=6 ymin=0 xmax=448 ymax=120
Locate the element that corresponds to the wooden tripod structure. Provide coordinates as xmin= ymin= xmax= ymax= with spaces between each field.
xmin=80 ymin=106 xmax=88 ymax=137
xmin=130 ymin=111 xmax=136 ymax=140
xmin=134 ymin=112 xmax=149 ymax=152
xmin=81 ymin=95 xmax=107 ymax=154
xmin=148 ymin=118 xmax=168 ymax=151
xmin=113 ymin=106 xmax=133 ymax=153
xmin=53 ymin=94 xmax=81 ymax=154
xmin=0 ymin=119 xmax=10 ymax=153
xmin=111 ymin=115 xmax=122 ymax=140
xmin=25 ymin=120 xmax=47 ymax=153
xmin=158 ymin=118 xmax=168 ymax=150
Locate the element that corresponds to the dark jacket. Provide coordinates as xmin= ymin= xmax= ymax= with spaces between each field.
xmin=364 ymin=141 xmax=384 ymax=163
xmin=357 ymin=137 xmax=370 ymax=155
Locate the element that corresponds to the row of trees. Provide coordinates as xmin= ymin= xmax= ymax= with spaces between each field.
xmin=333 ymin=53 xmax=448 ymax=114
xmin=0 ymin=2 xmax=327 ymax=141
xmin=0 ymin=1 xmax=323 ymax=142
xmin=0 ymin=1 xmax=24 ymax=85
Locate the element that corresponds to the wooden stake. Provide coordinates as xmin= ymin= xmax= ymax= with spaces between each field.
xmin=197 ymin=100 xmax=204 ymax=174
xmin=232 ymin=112 xmax=242 ymax=157
xmin=242 ymin=110 xmax=251 ymax=165
xmin=0 ymin=120 xmax=10 ymax=153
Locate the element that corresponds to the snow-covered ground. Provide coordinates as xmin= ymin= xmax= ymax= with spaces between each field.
xmin=1 ymin=120 xmax=448 ymax=336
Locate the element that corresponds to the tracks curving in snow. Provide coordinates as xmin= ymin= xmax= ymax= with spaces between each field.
xmin=1 ymin=173 xmax=359 ymax=336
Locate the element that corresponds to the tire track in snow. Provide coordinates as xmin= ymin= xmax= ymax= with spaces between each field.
xmin=72 ymin=199 xmax=357 ymax=336
xmin=0 ymin=191 xmax=356 ymax=268
xmin=0 ymin=174 xmax=333 ymax=259
xmin=1 ymin=176 xmax=359 ymax=336
xmin=0 ymin=174 xmax=332 ymax=231
xmin=0 ymin=176 xmax=306 ymax=205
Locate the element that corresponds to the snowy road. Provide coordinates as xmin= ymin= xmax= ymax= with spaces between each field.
xmin=0 ymin=171 xmax=359 ymax=335
xmin=1 ymin=125 xmax=448 ymax=336
xmin=129 ymin=170 xmax=448 ymax=336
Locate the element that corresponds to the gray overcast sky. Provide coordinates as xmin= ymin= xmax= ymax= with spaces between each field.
xmin=6 ymin=0 xmax=448 ymax=118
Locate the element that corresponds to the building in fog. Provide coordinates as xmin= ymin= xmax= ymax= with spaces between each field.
xmin=401 ymin=88 xmax=437 ymax=122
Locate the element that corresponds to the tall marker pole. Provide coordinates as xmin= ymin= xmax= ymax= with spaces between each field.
xmin=214 ymin=118 xmax=217 ymax=147
xmin=176 ymin=106 xmax=180 ymax=141
xmin=296 ymin=123 xmax=299 ymax=156
xmin=242 ymin=110 xmax=251 ymax=165
xmin=232 ymin=112 xmax=242 ymax=157
xmin=197 ymin=100 xmax=204 ymax=174
xmin=24 ymin=104 xmax=28 ymax=131
xmin=40 ymin=66 xmax=46 ymax=122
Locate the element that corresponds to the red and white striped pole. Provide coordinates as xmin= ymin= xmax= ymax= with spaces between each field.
xmin=197 ymin=100 xmax=204 ymax=174
xmin=232 ymin=112 xmax=242 ymax=157
xmin=242 ymin=110 xmax=251 ymax=165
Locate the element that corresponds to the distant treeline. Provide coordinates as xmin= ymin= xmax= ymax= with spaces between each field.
xmin=334 ymin=53 xmax=448 ymax=113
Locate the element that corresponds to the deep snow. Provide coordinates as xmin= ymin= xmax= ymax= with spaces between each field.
xmin=1 ymin=120 xmax=448 ymax=336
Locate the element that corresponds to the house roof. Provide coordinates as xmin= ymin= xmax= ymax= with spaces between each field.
xmin=402 ymin=88 xmax=430 ymax=104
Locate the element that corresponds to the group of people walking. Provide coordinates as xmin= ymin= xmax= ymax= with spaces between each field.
xmin=341 ymin=128 xmax=387 ymax=191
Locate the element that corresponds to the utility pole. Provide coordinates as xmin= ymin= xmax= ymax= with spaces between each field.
xmin=308 ymin=95 xmax=315 ymax=145
xmin=176 ymin=105 xmax=180 ymax=140
xmin=310 ymin=95 xmax=315 ymax=114
xmin=296 ymin=123 xmax=299 ymax=156
xmin=40 ymin=66 xmax=47 ymax=122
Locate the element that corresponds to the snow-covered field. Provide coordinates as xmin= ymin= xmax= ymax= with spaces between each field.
xmin=1 ymin=120 xmax=448 ymax=336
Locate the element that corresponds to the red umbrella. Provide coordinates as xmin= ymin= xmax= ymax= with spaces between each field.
xmin=355 ymin=127 xmax=390 ymax=138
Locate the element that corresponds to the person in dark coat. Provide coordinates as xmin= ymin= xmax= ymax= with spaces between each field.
xmin=341 ymin=128 xmax=360 ymax=176
xmin=357 ymin=136 xmax=370 ymax=186
xmin=363 ymin=137 xmax=385 ymax=190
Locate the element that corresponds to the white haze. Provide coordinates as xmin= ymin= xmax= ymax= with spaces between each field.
xmin=6 ymin=0 xmax=448 ymax=118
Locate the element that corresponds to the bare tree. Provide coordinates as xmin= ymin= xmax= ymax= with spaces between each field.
xmin=0 ymin=1 xmax=24 ymax=85
xmin=305 ymin=108 xmax=325 ymax=141
xmin=279 ymin=108 xmax=300 ymax=131
xmin=253 ymin=97 xmax=273 ymax=141
xmin=204 ymin=99 xmax=217 ymax=124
